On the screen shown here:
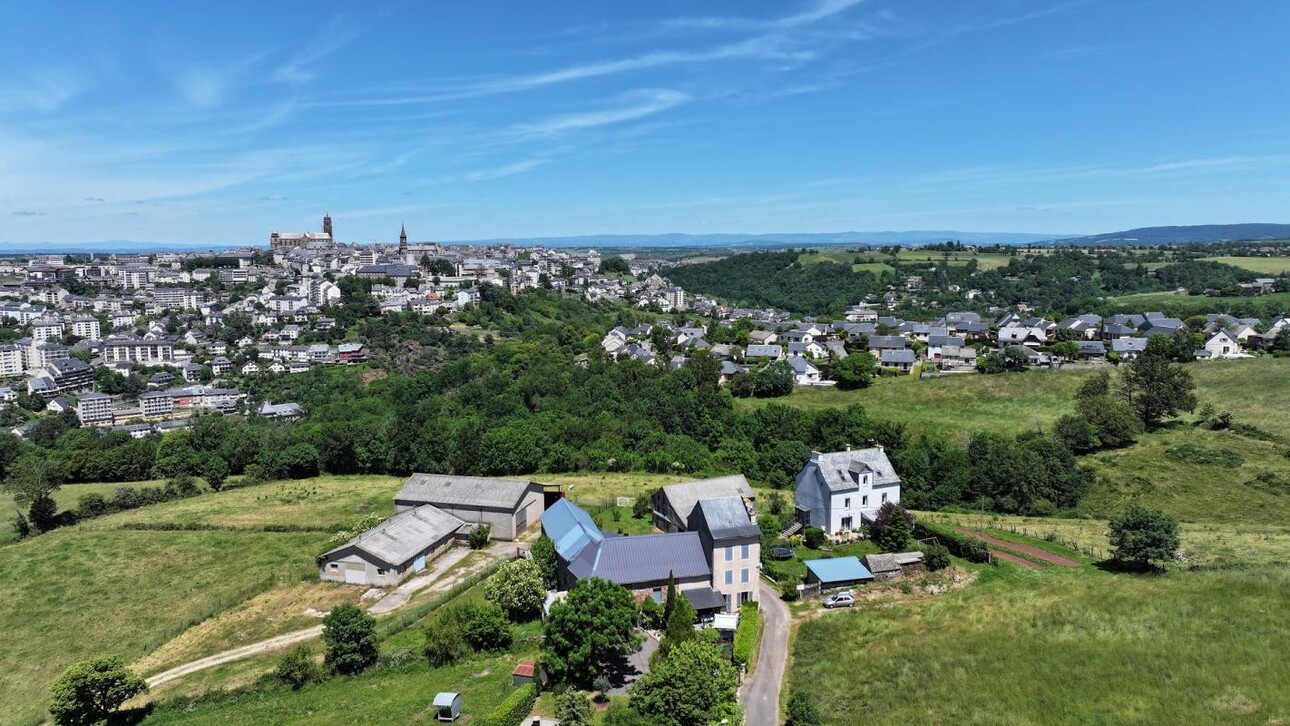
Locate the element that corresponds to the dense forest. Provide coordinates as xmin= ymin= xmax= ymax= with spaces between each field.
xmin=666 ymin=249 xmax=1271 ymax=318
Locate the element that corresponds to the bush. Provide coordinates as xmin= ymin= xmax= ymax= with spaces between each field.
xmin=922 ymin=541 xmax=951 ymax=571
xmin=780 ymin=580 xmax=800 ymax=601
xmin=556 ymin=690 xmax=593 ymax=725
xmin=478 ymin=682 xmax=537 ymax=726
xmin=48 ymin=655 xmax=147 ymax=726
xmin=423 ymin=611 xmax=469 ymax=667
xmin=786 ymin=690 xmax=823 ymax=725
xmin=469 ymin=523 xmax=492 ymax=549
xmin=638 ymin=596 xmax=665 ymax=629
xmin=485 ymin=558 xmax=546 ymax=621
xmin=915 ymin=522 xmax=992 ymax=564
xmin=633 ymin=491 xmax=653 ymax=519
xmin=732 ymin=601 xmax=761 ymax=669
xmin=76 ymin=493 xmax=111 ymax=519
xmin=463 ymin=602 xmax=513 ymax=651
xmin=274 ymin=645 xmax=321 ymax=690
xmin=803 ymin=527 xmax=826 ymax=549
xmin=322 ymin=603 xmax=378 ymax=675
xmin=1109 ymin=505 xmax=1180 ymax=570
xmin=869 ymin=502 xmax=914 ymax=552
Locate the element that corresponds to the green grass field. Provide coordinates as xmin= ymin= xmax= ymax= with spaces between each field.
xmin=1200 ymin=256 xmax=1290 ymax=275
xmin=788 ymin=566 xmax=1290 ymax=724
xmin=0 ymin=528 xmax=326 ymax=726
xmin=734 ymin=358 xmax=1290 ymax=440
xmin=1109 ymin=289 xmax=1290 ymax=313
xmin=0 ymin=481 xmax=138 ymax=544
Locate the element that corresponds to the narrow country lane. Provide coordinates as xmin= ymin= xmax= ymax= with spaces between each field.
xmin=741 ymin=579 xmax=790 ymax=726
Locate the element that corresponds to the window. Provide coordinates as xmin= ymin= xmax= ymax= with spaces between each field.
xmin=652 ymin=588 xmax=663 ymax=603
xmin=741 ymin=544 xmax=750 ymax=559
xmin=882 ymin=493 xmax=888 ymax=503
xmin=725 ymin=570 xmax=733 ymax=585
xmin=741 ymin=568 xmax=750 ymax=583
xmin=725 ymin=545 xmax=733 ymax=562
xmin=376 ymin=568 xmax=387 ymax=575
xmin=862 ymin=495 xmax=868 ymax=506
xmin=844 ymin=497 xmax=851 ymax=508
xmin=841 ymin=516 xmax=853 ymax=530
xmin=328 ymin=563 xmax=339 ymax=570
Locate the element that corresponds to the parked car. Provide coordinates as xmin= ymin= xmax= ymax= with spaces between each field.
xmin=769 ymin=547 xmax=794 ymax=561
xmin=823 ymin=592 xmax=855 ymax=608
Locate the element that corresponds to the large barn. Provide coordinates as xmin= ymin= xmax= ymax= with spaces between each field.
xmin=319 ymin=505 xmax=466 ymax=587
xmin=395 ymin=474 xmax=546 ymax=541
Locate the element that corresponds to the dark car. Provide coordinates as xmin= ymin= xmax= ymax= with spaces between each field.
xmin=769 ymin=547 xmax=794 ymax=561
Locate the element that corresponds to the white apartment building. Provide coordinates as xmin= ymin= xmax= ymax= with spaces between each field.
xmin=70 ymin=316 xmax=102 ymax=341
xmin=77 ymin=393 xmax=114 ymax=426
xmin=103 ymin=339 xmax=174 ymax=364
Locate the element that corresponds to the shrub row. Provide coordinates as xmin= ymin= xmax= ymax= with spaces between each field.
xmin=478 ymin=683 xmax=537 ymax=726
xmin=732 ymin=601 xmax=761 ymax=670
xmin=915 ymin=521 xmax=992 ymax=564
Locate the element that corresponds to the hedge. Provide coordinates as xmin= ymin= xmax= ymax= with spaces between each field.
xmin=479 ymin=682 xmax=537 ymax=726
xmin=732 ymin=601 xmax=761 ymax=670
xmin=915 ymin=521 xmax=993 ymax=564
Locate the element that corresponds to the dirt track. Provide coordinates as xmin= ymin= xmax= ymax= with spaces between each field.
xmin=956 ymin=528 xmax=1080 ymax=568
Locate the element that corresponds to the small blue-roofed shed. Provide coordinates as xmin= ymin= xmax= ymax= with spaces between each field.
xmin=805 ymin=556 xmax=874 ymax=588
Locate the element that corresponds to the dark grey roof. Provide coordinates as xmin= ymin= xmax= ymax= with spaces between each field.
xmin=868 ymin=335 xmax=906 ymax=350
xmin=324 ymin=505 xmax=465 ymax=567
xmin=396 ymin=473 xmax=533 ymax=510
xmin=573 ymin=532 xmax=711 ymax=585
xmin=682 ymin=586 xmax=727 ymax=611
xmin=863 ymin=553 xmax=902 ymax=574
xmin=692 ymin=497 xmax=760 ymax=540
xmin=880 ymin=349 xmax=916 ymax=364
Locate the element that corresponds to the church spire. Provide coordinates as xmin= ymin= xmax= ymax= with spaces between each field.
xmin=399 ymin=224 xmax=408 ymax=252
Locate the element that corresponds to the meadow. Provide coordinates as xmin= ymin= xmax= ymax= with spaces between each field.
xmin=1108 ymin=289 xmax=1290 ymax=314
xmin=1199 ymin=255 xmax=1290 ymax=275
xmin=0 ymin=528 xmax=326 ymax=726
xmin=734 ymin=358 xmax=1290 ymax=440
xmin=797 ymin=249 xmax=1013 ymax=273
xmin=788 ymin=566 xmax=1290 ymax=724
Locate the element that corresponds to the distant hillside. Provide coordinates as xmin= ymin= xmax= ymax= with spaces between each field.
xmin=454 ymin=230 xmax=1066 ymax=248
xmin=1059 ymin=223 xmax=1290 ymax=246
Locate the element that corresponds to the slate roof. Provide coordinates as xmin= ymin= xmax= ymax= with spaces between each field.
xmin=660 ymin=475 xmax=753 ymax=529
xmin=692 ymin=496 xmax=760 ymax=540
xmin=880 ymin=349 xmax=916 ymax=364
xmin=396 ymin=473 xmax=533 ymax=510
xmin=682 ymin=586 xmax=727 ymax=611
xmin=806 ymin=448 xmax=901 ymax=493
xmin=323 ymin=505 xmax=465 ymax=567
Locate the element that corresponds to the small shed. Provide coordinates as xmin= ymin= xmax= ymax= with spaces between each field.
xmin=804 ymin=556 xmax=874 ymax=590
xmin=433 ymin=692 xmax=462 ymax=722
xmin=513 ymin=660 xmax=536 ymax=687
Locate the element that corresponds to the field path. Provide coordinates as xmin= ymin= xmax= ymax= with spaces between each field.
xmin=146 ymin=540 xmax=511 ymax=688
xmin=741 ymin=579 xmax=790 ymax=726
xmin=956 ymin=528 xmax=1080 ymax=568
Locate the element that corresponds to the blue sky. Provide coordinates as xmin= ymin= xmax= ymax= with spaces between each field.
xmin=2 ymin=0 xmax=1288 ymax=245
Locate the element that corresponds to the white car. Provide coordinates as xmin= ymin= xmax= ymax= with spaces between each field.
xmin=823 ymin=592 xmax=855 ymax=608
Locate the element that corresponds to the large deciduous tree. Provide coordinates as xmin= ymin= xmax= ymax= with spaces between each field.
xmin=1122 ymin=338 xmax=1198 ymax=426
xmin=541 ymin=577 xmax=641 ymax=687
xmin=831 ymin=352 xmax=876 ymax=390
xmin=1109 ymin=505 xmax=1180 ymax=570
xmin=485 ymin=558 xmax=547 ymax=621
xmin=321 ymin=603 xmax=378 ymax=675
xmin=47 ymin=656 xmax=147 ymax=726
xmin=629 ymin=638 xmax=738 ymax=726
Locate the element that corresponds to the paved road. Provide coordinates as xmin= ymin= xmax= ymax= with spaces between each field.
xmin=741 ymin=580 xmax=790 ymax=726
xmin=146 ymin=541 xmax=510 ymax=689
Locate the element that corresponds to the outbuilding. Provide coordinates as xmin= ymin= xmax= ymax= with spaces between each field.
xmin=318 ymin=505 xmax=465 ymax=587
xmin=395 ymin=474 xmax=545 ymax=541
xmin=432 ymin=692 xmax=462 ymax=722
xmin=805 ymin=556 xmax=875 ymax=590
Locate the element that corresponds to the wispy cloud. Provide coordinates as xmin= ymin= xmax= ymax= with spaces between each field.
xmin=273 ymin=15 xmax=367 ymax=84
xmin=260 ymin=194 xmax=288 ymax=201
xmin=665 ymin=0 xmax=866 ymax=31
xmin=512 ymin=89 xmax=687 ymax=137
xmin=0 ymin=69 xmax=82 ymax=113
xmin=12 ymin=210 xmax=46 ymax=216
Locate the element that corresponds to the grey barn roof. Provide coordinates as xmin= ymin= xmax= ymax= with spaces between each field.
xmin=396 ymin=473 xmax=533 ymax=510
xmin=324 ymin=505 xmax=465 ymax=567
xmin=660 ymin=475 xmax=753 ymax=528
xmin=807 ymin=448 xmax=901 ymax=493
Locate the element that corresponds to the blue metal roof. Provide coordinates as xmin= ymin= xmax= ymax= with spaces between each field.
xmin=541 ymin=498 xmax=603 ymax=562
xmin=805 ymin=556 xmax=874 ymax=584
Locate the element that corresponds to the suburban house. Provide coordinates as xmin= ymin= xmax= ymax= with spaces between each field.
xmin=794 ymin=447 xmax=902 ymax=535
xmin=1202 ymin=330 xmax=1243 ymax=359
xmin=395 ymin=474 xmax=545 ymax=541
xmin=318 ymin=504 xmax=467 ymax=587
xmin=788 ymin=356 xmax=822 ymax=384
xmin=541 ymin=498 xmax=713 ymax=603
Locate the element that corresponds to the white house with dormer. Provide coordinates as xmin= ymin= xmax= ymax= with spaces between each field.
xmin=1202 ymin=330 xmax=1243 ymax=359
xmin=794 ymin=447 xmax=901 ymax=534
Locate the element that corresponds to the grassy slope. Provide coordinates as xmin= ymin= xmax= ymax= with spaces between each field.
xmin=1199 ymin=256 xmax=1290 ymax=275
xmin=1109 ymin=290 xmax=1290 ymax=313
xmin=920 ymin=511 xmax=1290 ymax=568
xmin=789 ymin=567 xmax=1290 ymax=725
xmin=0 ymin=528 xmax=325 ymax=725
xmin=0 ymin=481 xmax=131 ymax=543
xmin=734 ymin=358 xmax=1290 ymax=440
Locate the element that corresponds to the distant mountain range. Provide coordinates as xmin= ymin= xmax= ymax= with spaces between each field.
xmin=3 ymin=223 xmax=1287 ymax=254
